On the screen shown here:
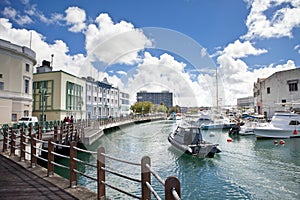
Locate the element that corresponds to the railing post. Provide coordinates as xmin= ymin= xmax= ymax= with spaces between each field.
xmin=3 ymin=127 xmax=8 ymax=152
xmin=97 ymin=147 xmax=105 ymax=200
xmin=141 ymin=156 xmax=151 ymax=200
xmin=54 ymin=124 xmax=58 ymax=141
xmin=20 ymin=127 xmax=25 ymax=161
xmin=47 ymin=138 xmax=54 ymax=176
xmin=30 ymin=133 xmax=37 ymax=167
xmin=165 ymin=176 xmax=181 ymax=200
xmin=10 ymin=128 xmax=16 ymax=156
xmin=70 ymin=141 xmax=77 ymax=188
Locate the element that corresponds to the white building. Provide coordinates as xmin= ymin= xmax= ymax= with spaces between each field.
xmin=120 ymin=92 xmax=130 ymax=117
xmin=0 ymin=39 xmax=37 ymax=125
xmin=254 ymin=68 xmax=300 ymax=119
xmin=85 ymin=77 xmax=120 ymax=119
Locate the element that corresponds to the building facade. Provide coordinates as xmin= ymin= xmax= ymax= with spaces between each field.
xmin=120 ymin=92 xmax=130 ymax=117
xmin=254 ymin=68 xmax=300 ymax=118
xmin=0 ymin=39 xmax=36 ymax=125
xmin=33 ymin=63 xmax=86 ymax=121
xmin=136 ymin=91 xmax=173 ymax=108
xmin=85 ymin=77 xmax=120 ymax=119
xmin=237 ymin=96 xmax=254 ymax=109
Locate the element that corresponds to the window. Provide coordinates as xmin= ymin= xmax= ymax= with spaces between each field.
xmin=0 ymin=74 xmax=2 ymax=78
xmin=24 ymin=79 xmax=29 ymax=93
xmin=0 ymin=82 xmax=3 ymax=90
xmin=25 ymin=64 xmax=30 ymax=72
xmin=24 ymin=110 xmax=29 ymax=116
xmin=12 ymin=114 xmax=17 ymax=121
xmin=267 ymin=87 xmax=270 ymax=94
xmin=289 ymin=83 xmax=298 ymax=92
xmin=282 ymin=99 xmax=286 ymax=107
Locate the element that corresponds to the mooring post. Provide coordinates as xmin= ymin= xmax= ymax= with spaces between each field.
xmin=141 ymin=156 xmax=151 ymax=200
xmin=165 ymin=176 xmax=181 ymax=200
xmin=20 ymin=127 xmax=25 ymax=161
xmin=30 ymin=133 xmax=37 ymax=167
xmin=47 ymin=138 xmax=54 ymax=176
xmin=3 ymin=127 xmax=7 ymax=152
xmin=54 ymin=124 xmax=58 ymax=141
xmin=10 ymin=128 xmax=16 ymax=156
xmin=97 ymin=147 xmax=105 ymax=200
xmin=69 ymin=141 xmax=77 ymax=188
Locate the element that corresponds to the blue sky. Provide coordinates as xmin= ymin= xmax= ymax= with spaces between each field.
xmin=1 ymin=0 xmax=300 ymax=106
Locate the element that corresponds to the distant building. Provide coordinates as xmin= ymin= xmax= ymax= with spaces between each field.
xmin=136 ymin=91 xmax=173 ymax=108
xmin=84 ymin=76 xmax=119 ymax=119
xmin=254 ymin=68 xmax=300 ymax=118
xmin=0 ymin=39 xmax=36 ymax=125
xmin=120 ymin=92 xmax=130 ymax=117
xmin=33 ymin=63 xmax=86 ymax=121
xmin=237 ymin=96 xmax=254 ymax=108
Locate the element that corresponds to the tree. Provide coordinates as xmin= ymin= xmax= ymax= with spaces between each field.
xmin=130 ymin=101 xmax=154 ymax=114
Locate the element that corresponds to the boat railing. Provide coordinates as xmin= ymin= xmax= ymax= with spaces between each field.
xmin=2 ymin=127 xmax=181 ymax=200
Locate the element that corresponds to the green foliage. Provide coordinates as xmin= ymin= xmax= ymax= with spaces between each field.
xmin=130 ymin=101 xmax=154 ymax=113
xmin=155 ymin=104 xmax=168 ymax=113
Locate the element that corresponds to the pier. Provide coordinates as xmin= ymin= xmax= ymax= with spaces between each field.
xmin=0 ymin=114 xmax=181 ymax=199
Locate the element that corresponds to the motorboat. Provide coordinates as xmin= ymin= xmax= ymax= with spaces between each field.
xmin=168 ymin=125 xmax=221 ymax=158
xmin=238 ymin=115 xmax=268 ymax=136
xmin=201 ymin=114 xmax=235 ymax=130
xmin=253 ymin=112 xmax=300 ymax=138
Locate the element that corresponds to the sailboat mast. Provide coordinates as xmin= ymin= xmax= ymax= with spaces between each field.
xmin=216 ymin=68 xmax=219 ymax=112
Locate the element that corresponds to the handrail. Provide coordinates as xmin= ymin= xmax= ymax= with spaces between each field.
xmin=1 ymin=118 xmax=180 ymax=200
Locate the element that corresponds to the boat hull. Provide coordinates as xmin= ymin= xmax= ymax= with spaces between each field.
xmin=254 ymin=128 xmax=300 ymax=139
xmin=168 ymin=133 xmax=221 ymax=158
xmin=201 ymin=123 xmax=235 ymax=130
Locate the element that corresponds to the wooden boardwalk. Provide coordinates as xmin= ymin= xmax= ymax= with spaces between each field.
xmin=0 ymin=154 xmax=78 ymax=200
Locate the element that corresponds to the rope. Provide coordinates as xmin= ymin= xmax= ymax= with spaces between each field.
xmin=101 ymin=167 xmax=141 ymax=183
xmin=50 ymin=161 xmax=70 ymax=169
xmin=73 ymin=158 xmax=97 ymax=168
xmin=145 ymin=181 xmax=161 ymax=200
xmin=73 ymin=169 xmax=97 ymax=181
xmin=73 ymin=146 xmax=97 ymax=154
xmin=145 ymin=164 xmax=165 ymax=186
xmin=102 ymin=181 xmax=141 ymax=199
xmin=101 ymin=153 xmax=140 ymax=166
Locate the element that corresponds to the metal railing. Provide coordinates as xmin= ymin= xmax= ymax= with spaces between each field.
xmin=1 ymin=125 xmax=181 ymax=200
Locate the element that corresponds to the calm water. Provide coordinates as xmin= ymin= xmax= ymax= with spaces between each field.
xmin=58 ymin=120 xmax=300 ymax=199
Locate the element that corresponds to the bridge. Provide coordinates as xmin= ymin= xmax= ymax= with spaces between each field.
xmin=0 ymin=115 xmax=181 ymax=200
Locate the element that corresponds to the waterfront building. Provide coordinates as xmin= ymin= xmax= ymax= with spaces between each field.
xmin=136 ymin=91 xmax=173 ymax=109
xmin=84 ymin=76 xmax=120 ymax=119
xmin=33 ymin=62 xmax=86 ymax=121
xmin=120 ymin=92 xmax=130 ymax=117
xmin=0 ymin=39 xmax=36 ymax=125
xmin=254 ymin=68 xmax=300 ymax=119
xmin=237 ymin=96 xmax=254 ymax=110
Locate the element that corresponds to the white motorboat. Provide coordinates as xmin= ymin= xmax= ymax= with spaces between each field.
xmin=168 ymin=125 xmax=221 ymax=158
xmin=238 ymin=115 xmax=268 ymax=136
xmin=201 ymin=114 xmax=235 ymax=130
xmin=253 ymin=112 xmax=300 ymax=138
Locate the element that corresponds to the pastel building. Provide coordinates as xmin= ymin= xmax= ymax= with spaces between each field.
xmin=0 ymin=39 xmax=37 ymax=125
xmin=33 ymin=62 xmax=86 ymax=121
xmin=84 ymin=76 xmax=120 ymax=119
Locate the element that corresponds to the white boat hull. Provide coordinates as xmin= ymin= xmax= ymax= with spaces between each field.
xmin=254 ymin=127 xmax=300 ymax=138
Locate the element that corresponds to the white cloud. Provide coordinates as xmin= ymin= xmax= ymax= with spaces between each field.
xmin=85 ymin=13 xmax=152 ymax=66
xmin=65 ymin=7 xmax=86 ymax=33
xmin=243 ymin=0 xmax=300 ymax=39
xmin=223 ymin=40 xmax=267 ymax=58
xmin=2 ymin=6 xmax=32 ymax=25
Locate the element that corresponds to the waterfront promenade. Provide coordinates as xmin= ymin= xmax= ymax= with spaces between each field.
xmin=0 ymin=141 xmax=97 ymax=200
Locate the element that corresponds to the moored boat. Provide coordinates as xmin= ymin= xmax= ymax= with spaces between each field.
xmin=254 ymin=112 xmax=300 ymax=138
xmin=168 ymin=125 xmax=221 ymax=158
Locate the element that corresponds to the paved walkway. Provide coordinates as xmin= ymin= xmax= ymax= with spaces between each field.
xmin=0 ymin=154 xmax=78 ymax=200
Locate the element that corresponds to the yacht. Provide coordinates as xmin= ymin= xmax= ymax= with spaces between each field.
xmin=168 ymin=125 xmax=221 ymax=158
xmin=253 ymin=112 xmax=300 ymax=138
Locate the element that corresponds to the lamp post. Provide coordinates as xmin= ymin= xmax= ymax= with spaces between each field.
xmin=78 ymin=99 xmax=83 ymax=122
xmin=39 ymin=86 xmax=47 ymax=133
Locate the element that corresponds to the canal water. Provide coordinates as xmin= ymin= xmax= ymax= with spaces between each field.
xmin=58 ymin=120 xmax=300 ymax=199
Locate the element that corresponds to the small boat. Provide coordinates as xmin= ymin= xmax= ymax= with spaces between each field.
xmin=238 ymin=115 xmax=268 ymax=136
xmin=168 ymin=125 xmax=221 ymax=158
xmin=254 ymin=112 xmax=300 ymax=138
xmin=201 ymin=114 xmax=235 ymax=130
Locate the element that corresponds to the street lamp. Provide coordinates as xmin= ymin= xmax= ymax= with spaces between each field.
xmin=39 ymin=85 xmax=47 ymax=133
xmin=78 ymin=99 xmax=83 ymax=122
